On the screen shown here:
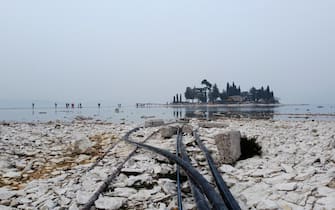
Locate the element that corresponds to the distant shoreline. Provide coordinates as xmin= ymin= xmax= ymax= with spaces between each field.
xmin=165 ymin=103 xmax=283 ymax=108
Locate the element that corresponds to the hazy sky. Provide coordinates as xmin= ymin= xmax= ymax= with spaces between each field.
xmin=1 ymin=0 xmax=334 ymax=105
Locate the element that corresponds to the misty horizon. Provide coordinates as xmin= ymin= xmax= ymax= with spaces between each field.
xmin=1 ymin=1 xmax=334 ymax=105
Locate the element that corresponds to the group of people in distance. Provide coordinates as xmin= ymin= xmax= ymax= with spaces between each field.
xmin=64 ymin=103 xmax=83 ymax=109
xmin=32 ymin=103 xmax=102 ymax=109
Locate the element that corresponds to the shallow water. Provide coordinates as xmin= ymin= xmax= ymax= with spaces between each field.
xmin=0 ymin=104 xmax=335 ymax=123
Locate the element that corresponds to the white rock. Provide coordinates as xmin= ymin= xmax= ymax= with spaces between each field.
xmin=129 ymin=189 xmax=151 ymax=201
xmin=0 ymin=160 xmax=10 ymax=171
xmin=76 ymin=191 xmax=92 ymax=205
xmin=17 ymin=197 xmax=31 ymax=204
xmin=284 ymin=191 xmax=305 ymax=205
xmin=127 ymin=174 xmax=152 ymax=186
xmin=72 ymin=135 xmax=94 ymax=154
xmin=153 ymin=165 xmax=162 ymax=174
xmin=239 ymin=183 xmax=270 ymax=207
xmin=3 ymin=171 xmax=21 ymax=178
xmin=53 ymin=187 xmax=67 ymax=196
xmin=315 ymin=194 xmax=335 ymax=209
xmin=280 ymin=164 xmax=294 ymax=173
xmin=256 ymin=199 xmax=279 ymax=210
xmin=294 ymin=169 xmax=315 ymax=181
xmin=60 ymin=196 xmax=71 ymax=206
xmin=274 ymin=183 xmax=297 ymax=191
xmin=121 ymin=167 xmax=145 ymax=174
xmin=0 ymin=188 xmax=16 ymax=200
xmin=160 ymin=179 xmax=176 ymax=194
xmin=14 ymin=160 xmax=27 ymax=170
xmin=81 ymin=179 xmax=100 ymax=192
xmin=68 ymin=202 xmax=79 ymax=210
xmin=219 ymin=164 xmax=236 ymax=174
xmin=111 ymin=187 xmax=137 ymax=197
xmin=263 ymin=173 xmax=296 ymax=185
xmin=40 ymin=199 xmax=57 ymax=210
xmin=94 ymin=196 xmax=126 ymax=210
xmin=90 ymin=168 xmax=108 ymax=180
xmin=0 ymin=205 xmax=13 ymax=210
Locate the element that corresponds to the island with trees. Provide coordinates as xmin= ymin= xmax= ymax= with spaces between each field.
xmin=172 ymin=79 xmax=279 ymax=104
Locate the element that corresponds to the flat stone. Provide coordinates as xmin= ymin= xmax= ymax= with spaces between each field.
xmin=274 ymin=183 xmax=297 ymax=191
xmin=295 ymin=168 xmax=315 ymax=181
xmin=315 ymin=194 xmax=335 ymax=209
xmin=256 ymin=199 xmax=279 ymax=210
xmin=0 ymin=188 xmax=16 ymax=200
xmin=17 ymin=197 xmax=31 ymax=204
xmin=68 ymin=202 xmax=79 ymax=210
xmin=129 ymin=189 xmax=152 ymax=201
xmin=94 ymin=196 xmax=126 ymax=210
xmin=263 ymin=173 xmax=296 ymax=185
xmin=219 ymin=164 xmax=236 ymax=174
xmin=0 ymin=160 xmax=11 ymax=170
xmin=280 ymin=164 xmax=294 ymax=173
xmin=239 ymin=182 xmax=270 ymax=207
xmin=40 ymin=199 xmax=57 ymax=210
xmin=111 ymin=187 xmax=137 ymax=197
xmin=3 ymin=171 xmax=21 ymax=178
xmin=127 ymin=174 xmax=152 ymax=186
xmin=199 ymin=122 xmax=228 ymax=128
xmin=0 ymin=205 xmax=13 ymax=210
xmin=76 ymin=191 xmax=92 ymax=205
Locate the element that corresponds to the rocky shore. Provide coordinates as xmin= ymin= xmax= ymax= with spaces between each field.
xmin=0 ymin=118 xmax=334 ymax=210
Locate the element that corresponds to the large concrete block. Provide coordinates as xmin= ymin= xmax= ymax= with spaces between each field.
xmin=215 ymin=131 xmax=241 ymax=164
xmin=160 ymin=126 xmax=178 ymax=138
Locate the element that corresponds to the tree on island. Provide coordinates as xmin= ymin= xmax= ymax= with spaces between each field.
xmin=184 ymin=87 xmax=195 ymax=102
xmin=209 ymin=83 xmax=220 ymax=103
xmin=201 ymin=79 xmax=212 ymax=102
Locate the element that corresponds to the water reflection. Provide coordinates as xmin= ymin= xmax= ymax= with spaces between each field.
xmin=173 ymin=109 xmax=182 ymax=118
xmin=175 ymin=105 xmax=276 ymax=120
xmin=2 ymin=104 xmax=335 ymax=123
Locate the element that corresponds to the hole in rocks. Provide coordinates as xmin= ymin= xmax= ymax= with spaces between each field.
xmin=157 ymin=172 xmax=188 ymax=183
xmin=155 ymin=157 xmax=174 ymax=165
xmin=122 ymin=171 xmax=143 ymax=176
xmin=238 ymin=136 xmax=262 ymax=160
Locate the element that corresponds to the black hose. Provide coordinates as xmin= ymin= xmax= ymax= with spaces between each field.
xmin=176 ymin=129 xmax=183 ymax=210
xmin=179 ymin=130 xmax=211 ymax=210
xmin=123 ymin=127 xmax=228 ymax=210
xmin=194 ymin=130 xmax=241 ymax=210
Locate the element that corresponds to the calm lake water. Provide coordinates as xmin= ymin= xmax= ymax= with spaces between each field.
xmin=1 ymin=104 xmax=335 ymax=123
